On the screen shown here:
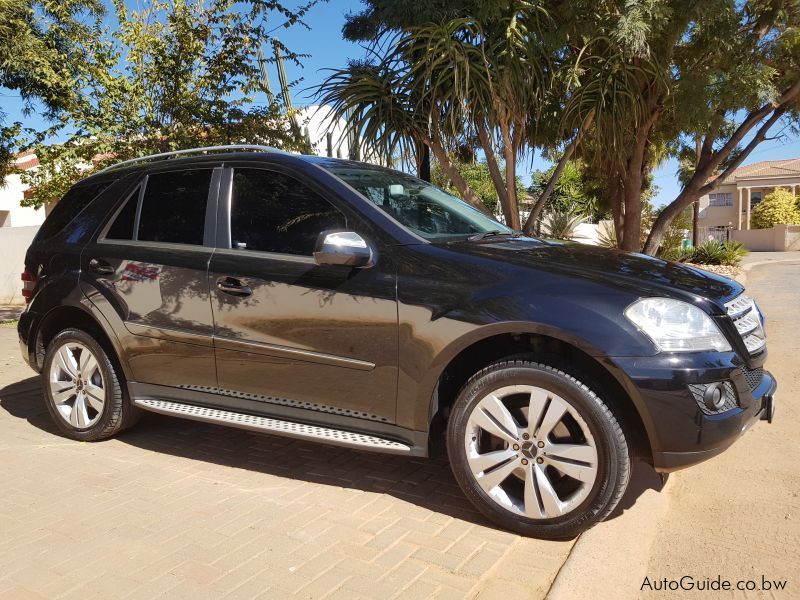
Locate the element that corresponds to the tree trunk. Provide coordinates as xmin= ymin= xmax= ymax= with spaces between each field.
xmin=428 ymin=138 xmax=493 ymax=216
xmin=500 ymin=124 xmax=521 ymax=230
xmin=644 ymin=186 xmax=700 ymax=255
xmin=643 ymin=99 xmax=795 ymax=255
xmin=418 ymin=144 xmax=431 ymax=182
xmin=692 ymin=136 xmax=701 ymax=246
xmin=476 ymin=125 xmax=509 ymax=218
xmin=522 ymin=139 xmax=577 ymax=235
xmin=607 ymin=167 xmax=624 ymax=245
xmin=621 ymin=172 xmax=643 ymax=251
xmin=522 ymin=112 xmax=593 ymax=236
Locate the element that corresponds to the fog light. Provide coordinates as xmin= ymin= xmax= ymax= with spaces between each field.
xmin=688 ymin=381 xmax=738 ymax=415
xmin=703 ymin=383 xmax=725 ymax=411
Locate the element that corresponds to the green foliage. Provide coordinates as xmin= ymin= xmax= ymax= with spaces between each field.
xmin=540 ymin=208 xmax=588 ymax=241
xmin=432 ymin=160 xmax=524 ymax=214
xmin=17 ymin=0 xmax=315 ymax=208
xmin=529 ymin=161 xmax=608 ymax=222
xmin=751 ymin=187 xmax=800 ymax=229
xmin=683 ymin=241 xmax=747 ymax=267
xmin=0 ymin=0 xmax=101 ymax=178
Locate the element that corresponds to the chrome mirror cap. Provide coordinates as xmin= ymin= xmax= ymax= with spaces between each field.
xmin=313 ymin=230 xmax=375 ymax=268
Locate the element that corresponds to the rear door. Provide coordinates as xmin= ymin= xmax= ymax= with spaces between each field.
xmin=208 ymin=165 xmax=399 ymax=424
xmin=81 ymin=166 xmax=222 ymax=390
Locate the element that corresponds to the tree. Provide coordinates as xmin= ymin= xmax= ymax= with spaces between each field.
xmin=18 ymin=0 xmax=316 ymax=207
xmin=319 ymin=4 xmax=594 ymax=228
xmin=751 ymin=188 xmax=800 ymax=229
xmin=0 ymin=0 xmax=101 ymax=179
xmin=634 ymin=0 xmax=800 ymax=254
xmin=550 ymin=0 xmax=800 ymax=254
xmin=328 ymin=1 xmax=800 ymax=252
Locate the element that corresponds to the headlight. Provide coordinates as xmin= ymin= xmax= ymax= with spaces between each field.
xmin=624 ymin=298 xmax=731 ymax=352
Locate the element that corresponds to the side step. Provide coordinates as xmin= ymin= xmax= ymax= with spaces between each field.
xmin=133 ymin=398 xmax=413 ymax=455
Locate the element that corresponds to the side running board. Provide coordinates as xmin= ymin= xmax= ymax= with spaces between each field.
xmin=133 ymin=398 xmax=413 ymax=455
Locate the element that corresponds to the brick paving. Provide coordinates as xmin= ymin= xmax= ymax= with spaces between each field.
xmin=0 ymin=325 xmax=573 ymax=599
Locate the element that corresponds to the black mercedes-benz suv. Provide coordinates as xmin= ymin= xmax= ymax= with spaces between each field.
xmin=18 ymin=145 xmax=776 ymax=539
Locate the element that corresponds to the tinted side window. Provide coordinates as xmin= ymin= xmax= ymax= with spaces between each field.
xmin=230 ymin=169 xmax=345 ymax=255
xmin=137 ymin=170 xmax=213 ymax=245
xmin=105 ymin=186 xmax=140 ymax=240
xmin=35 ymin=181 xmax=113 ymax=241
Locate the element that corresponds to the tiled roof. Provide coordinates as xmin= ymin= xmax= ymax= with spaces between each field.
xmin=13 ymin=151 xmax=40 ymax=171
xmin=14 ymin=157 xmax=40 ymax=171
xmin=728 ymin=158 xmax=800 ymax=181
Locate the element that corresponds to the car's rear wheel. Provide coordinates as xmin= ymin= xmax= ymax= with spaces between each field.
xmin=447 ymin=359 xmax=630 ymax=539
xmin=43 ymin=328 xmax=138 ymax=441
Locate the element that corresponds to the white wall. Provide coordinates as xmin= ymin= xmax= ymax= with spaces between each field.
xmin=0 ymin=226 xmax=39 ymax=305
xmin=0 ymin=172 xmax=47 ymax=227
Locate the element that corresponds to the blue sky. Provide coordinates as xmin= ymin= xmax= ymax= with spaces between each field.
xmin=3 ymin=0 xmax=799 ymax=207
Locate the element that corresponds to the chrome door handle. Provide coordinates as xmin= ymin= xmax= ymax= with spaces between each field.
xmin=216 ymin=276 xmax=252 ymax=297
xmin=89 ymin=258 xmax=115 ymax=275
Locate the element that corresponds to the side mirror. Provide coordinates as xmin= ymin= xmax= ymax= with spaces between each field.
xmin=313 ymin=231 xmax=375 ymax=268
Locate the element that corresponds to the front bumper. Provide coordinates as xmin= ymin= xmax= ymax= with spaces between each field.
xmin=612 ymin=351 xmax=776 ymax=472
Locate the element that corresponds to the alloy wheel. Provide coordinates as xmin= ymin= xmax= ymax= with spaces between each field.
xmin=464 ymin=384 xmax=598 ymax=519
xmin=48 ymin=342 xmax=105 ymax=429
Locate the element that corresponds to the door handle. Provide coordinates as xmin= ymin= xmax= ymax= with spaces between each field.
xmin=89 ymin=258 xmax=115 ymax=276
xmin=216 ymin=276 xmax=252 ymax=297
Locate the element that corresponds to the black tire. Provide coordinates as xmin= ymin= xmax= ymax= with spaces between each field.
xmin=447 ymin=359 xmax=630 ymax=539
xmin=42 ymin=328 xmax=140 ymax=441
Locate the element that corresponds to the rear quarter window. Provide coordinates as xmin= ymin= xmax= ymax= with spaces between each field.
xmin=34 ymin=181 xmax=114 ymax=242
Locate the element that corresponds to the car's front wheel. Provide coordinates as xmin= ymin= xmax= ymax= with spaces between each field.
xmin=42 ymin=328 xmax=138 ymax=441
xmin=447 ymin=359 xmax=630 ymax=539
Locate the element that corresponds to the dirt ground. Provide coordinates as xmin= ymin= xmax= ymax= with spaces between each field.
xmin=642 ymin=258 xmax=800 ymax=597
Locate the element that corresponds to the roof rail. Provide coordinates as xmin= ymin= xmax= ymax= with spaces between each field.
xmin=93 ymin=144 xmax=288 ymax=176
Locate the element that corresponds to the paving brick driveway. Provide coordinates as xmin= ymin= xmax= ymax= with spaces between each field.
xmin=0 ymin=324 xmax=573 ymax=599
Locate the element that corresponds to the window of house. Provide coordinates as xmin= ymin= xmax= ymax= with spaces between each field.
xmin=229 ymin=169 xmax=346 ymax=256
xmin=750 ymin=191 xmax=763 ymax=208
xmin=708 ymin=192 xmax=733 ymax=207
xmin=136 ymin=170 xmax=213 ymax=245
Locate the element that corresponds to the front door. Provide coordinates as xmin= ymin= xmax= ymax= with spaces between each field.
xmin=208 ymin=166 xmax=399 ymax=424
xmin=81 ymin=167 xmax=221 ymax=390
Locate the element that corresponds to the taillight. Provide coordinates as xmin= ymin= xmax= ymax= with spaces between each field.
xmin=21 ymin=270 xmax=37 ymax=302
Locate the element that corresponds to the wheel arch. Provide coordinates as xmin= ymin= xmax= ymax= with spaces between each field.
xmin=33 ymin=302 xmax=131 ymax=380
xmin=425 ymin=324 xmax=657 ymax=464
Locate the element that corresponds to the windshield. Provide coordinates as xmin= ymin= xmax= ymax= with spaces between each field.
xmin=321 ymin=165 xmax=512 ymax=241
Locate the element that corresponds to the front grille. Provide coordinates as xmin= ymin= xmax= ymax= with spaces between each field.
xmin=724 ymin=294 xmax=766 ymax=354
xmin=740 ymin=366 xmax=764 ymax=391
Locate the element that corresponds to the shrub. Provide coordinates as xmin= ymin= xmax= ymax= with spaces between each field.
xmin=682 ymin=241 xmax=747 ymax=266
xmin=751 ymin=187 xmax=800 ymax=229
xmin=596 ymin=221 xmax=617 ymax=248
xmin=540 ymin=208 xmax=587 ymax=240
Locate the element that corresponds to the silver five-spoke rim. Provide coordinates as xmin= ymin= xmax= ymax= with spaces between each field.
xmin=464 ymin=385 xmax=598 ymax=519
xmin=49 ymin=342 xmax=105 ymax=429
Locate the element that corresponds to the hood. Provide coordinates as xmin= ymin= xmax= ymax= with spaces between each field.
xmin=441 ymin=238 xmax=743 ymax=305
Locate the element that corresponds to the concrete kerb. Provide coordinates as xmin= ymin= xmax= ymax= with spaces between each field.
xmin=547 ymin=465 xmax=673 ymax=599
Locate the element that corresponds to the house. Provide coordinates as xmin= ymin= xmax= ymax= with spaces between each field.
xmin=697 ymin=158 xmax=800 ymax=239
xmin=0 ymin=152 xmax=47 ymax=228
